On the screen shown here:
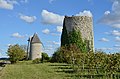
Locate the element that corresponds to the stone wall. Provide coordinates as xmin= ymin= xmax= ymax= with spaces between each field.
xmin=29 ymin=43 xmax=42 ymax=60
xmin=62 ymin=16 xmax=94 ymax=52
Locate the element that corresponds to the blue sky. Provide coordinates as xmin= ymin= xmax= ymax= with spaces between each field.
xmin=0 ymin=0 xmax=120 ymax=57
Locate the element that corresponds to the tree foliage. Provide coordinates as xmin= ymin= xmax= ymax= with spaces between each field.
xmin=41 ymin=52 xmax=50 ymax=63
xmin=7 ymin=44 xmax=26 ymax=64
xmin=51 ymin=48 xmax=67 ymax=63
xmin=53 ymin=44 xmax=120 ymax=74
xmin=32 ymin=58 xmax=41 ymax=64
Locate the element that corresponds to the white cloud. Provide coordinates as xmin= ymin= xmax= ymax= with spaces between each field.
xmin=52 ymin=41 xmax=60 ymax=45
xmin=112 ymin=0 xmax=120 ymax=14
xmin=44 ymin=45 xmax=53 ymax=48
xmin=51 ymin=33 xmax=61 ymax=36
xmin=0 ymin=49 xmax=3 ymax=52
xmin=115 ymin=48 xmax=120 ymax=50
xmin=20 ymin=0 xmax=28 ymax=3
xmin=105 ymin=30 xmax=120 ymax=36
xmin=0 ymin=49 xmax=3 ymax=57
xmin=11 ymin=33 xmax=26 ymax=38
xmin=76 ymin=10 xmax=92 ymax=17
xmin=111 ymin=30 xmax=120 ymax=36
xmin=99 ymin=38 xmax=109 ymax=42
xmin=111 ymin=24 xmax=120 ymax=28
xmin=44 ymin=47 xmax=53 ymax=51
xmin=44 ymin=45 xmax=53 ymax=51
xmin=42 ymin=28 xmax=61 ymax=36
xmin=7 ymin=44 xmax=12 ymax=46
xmin=101 ymin=48 xmax=113 ymax=50
xmin=7 ymin=44 xmax=15 ymax=47
xmin=104 ymin=11 xmax=110 ymax=15
xmin=19 ymin=13 xmax=36 ymax=23
xmin=98 ymin=0 xmax=120 ymax=28
xmin=7 ymin=0 xmax=18 ymax=5
xmin=42 ymin=29 xmax=50 ymax=34
xmin=41 ymin=10 xmax=64 ymax=26
xmin=115 ymin=36 xmax=120 ymax=42
xmin=57 ymin=26 xmax=63 ymax=33
xmin=104 ymin=32 xmax=109 ymax=35
xmin=97 ymin=48 xmax=113 ymax=51
xmin=114 ymin=44 xmax=120 ymax=47
xmin=0 ymin=0 xmax=14 ymax=10
xmin=47 ymin=41 xmax=60 ymax=45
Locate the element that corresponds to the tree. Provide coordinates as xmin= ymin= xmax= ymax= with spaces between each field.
xmin=20 ymin=45 xmax=28 ymax=60
xmin=51 ymin=48 xmax=66 ymax=63
xmin=41 ymin=52 xmax=50 ymax=63
xmin=7 ymin=44 xmax=26 ymax=64
xmin=32 ymin=58 xmax=41 ymax=64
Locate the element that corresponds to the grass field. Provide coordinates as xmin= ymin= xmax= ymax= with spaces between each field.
xmin=0 ymin=61 xmax=75 ymax=79
xmin=0 ymin=61 xmax=120 ymax=79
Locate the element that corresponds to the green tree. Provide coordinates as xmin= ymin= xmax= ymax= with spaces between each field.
xmin=41 ymin=52 xmax=50 ymax=63
xmin=60 ymin=44 xmax=87 ymax=72
xmin=7 ymin=44 xmax=26 ymax=64
xmin=32 ymin=58 xmax=41 ymax=64
xmin=51 ymin=48 xmax=66 ymax=63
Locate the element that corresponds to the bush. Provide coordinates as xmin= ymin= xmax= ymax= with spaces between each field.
xmin=51 ymin=44 xmax=81 ymax=63
xmin=7 ymin=44 xmax=26 ymax=64
xmin=32 ymin=58 xmax=41 ymax=64
xmin=51 ymin=48 xmax=67 ymax=63
xmin=41 ymin=53 xmax=50 ymax=63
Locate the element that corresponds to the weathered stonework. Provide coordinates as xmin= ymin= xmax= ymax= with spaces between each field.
xmin=29 ymin=43 xmax=42 ymax=60
xmin=61 ymin=16 xmax=94 ymax=52
xmin=28 ymin=33 xmax=42 ymax=60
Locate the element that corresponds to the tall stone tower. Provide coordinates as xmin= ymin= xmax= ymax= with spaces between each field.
xmin=27 ymin=33 xmax=42 ymax=60
xmin=61 ymin=16 xmax=94 ymax=52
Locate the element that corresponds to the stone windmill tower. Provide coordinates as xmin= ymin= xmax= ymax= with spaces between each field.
xmin=61 ymin=16 xmax=94 ymax=52
xmin=27 ymin=33 xmax=42 ymax=60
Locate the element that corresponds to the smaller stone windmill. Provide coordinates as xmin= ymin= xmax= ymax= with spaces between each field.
xmin=27 ymin=33 xmax=42 ymax=60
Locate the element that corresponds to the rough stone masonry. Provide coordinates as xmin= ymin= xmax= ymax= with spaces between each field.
xmin=61 ymin=15 xmax=94 ymax=52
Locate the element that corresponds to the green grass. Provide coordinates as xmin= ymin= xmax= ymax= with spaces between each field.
xmin=0 ymin=61 xmax=120 ymax=79
xmin=0 ymin=61 xmax=74 ymax=79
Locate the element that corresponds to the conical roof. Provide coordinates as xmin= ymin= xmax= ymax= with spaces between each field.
xmin=31 ymin=33 xmax=42 ymax=43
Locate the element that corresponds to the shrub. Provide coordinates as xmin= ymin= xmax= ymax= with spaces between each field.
xmin=32 ymin=58 xmax=41 ymax=64
xmin=41 ymin=53 xmax=50 ymax=63
xmin=51 ymin=48 xmax=66 ymax=63
xmin=51 ymin=44 xmax=81 ymax=63
xmin=7 ymin=44 xmax=26 ymax=64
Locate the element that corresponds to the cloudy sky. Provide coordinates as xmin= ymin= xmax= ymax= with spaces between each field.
xmin=0 ymin=0 xmax=120 ymax=57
